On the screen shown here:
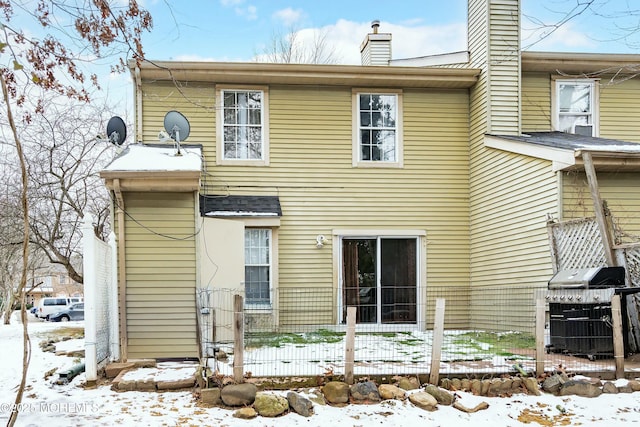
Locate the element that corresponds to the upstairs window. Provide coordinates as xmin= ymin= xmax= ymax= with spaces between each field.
xmin=353 ymin=91 xmax=403 ymax=167
xmin=217 ymin=87 xmax=269 ymax=165
xmin=555 ymin=80 xmax=598 ymax=136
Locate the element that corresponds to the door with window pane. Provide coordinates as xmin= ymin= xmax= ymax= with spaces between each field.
xmin=342 ymin=237 xmax=417 ymax=324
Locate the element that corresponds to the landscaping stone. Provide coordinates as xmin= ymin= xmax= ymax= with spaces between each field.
xmin=542 ymin=374 xmax=565 ymax=394
xmin=511 ymin=377 xmax=523 ymax=391
xmin=136 ymin=379 xmax=156 ymax=391
xmin=156 ymin=377 xmax=195 ymax=390
xmin=200 ymin=388 xmax=221 ymax=406
xmin=322 ymin=381 xmax=350 ymax=405
xmin=350 ymin=381 xmax=381 ymax=403
xmin=287 ymin=391 xmax=314 ymax=417
xmin=559 ymin=380 xmax=602 ymax=398
xmin=629 ymin=380 xmax=640 ymax=392
xmin=232 ymin=407 xmax=257 ymax=419
xmin=398 ymin=377 xmax=419 ymax=390
xmin=488 ymin=378 xmax=512 ymax=397
xmin=221 ymin=383 xmax=257 ymax=407
xmin=424 ymin=384 xmax=454 ymax=405
xmin=602 ymin=381 xmax=618 ymax=394
xmin=618 ymin=384 xmax=633 ymax=393
xmin=409 ymin=392 xmax=438 ymax=411
xmin=523 ymin=377 xmax=541 ymax=396
xmin=460 ymin=378 xmax=472 ymax=391
xmin=254 ymin=392 xmax=289 ymax=417
xmin=104 ymin=362 xmax=135 ymax=378
xmin=451 ymin=378 xmax=462 ymax=391
xmin=379 ymin=384 xmax=406 ymax=400
xmin=470 ymin=379 xmax=483 ymax=395
xmin=117 ymin=379 xmax=136 ymax=391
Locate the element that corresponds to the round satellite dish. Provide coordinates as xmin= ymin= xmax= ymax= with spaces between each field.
xmin=163 ymin=110 xmax=190 ymax=142
xmin=106 ymin=116 xmax=127 ymax=146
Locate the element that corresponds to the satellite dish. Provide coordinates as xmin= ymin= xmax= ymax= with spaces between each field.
xmin=164 ymin=110 xmax=190 ymax=142
xmin=163 ymin=110 xmax=190 ymax=155
xmin=106 ymin=116 xmax=127 ymax=146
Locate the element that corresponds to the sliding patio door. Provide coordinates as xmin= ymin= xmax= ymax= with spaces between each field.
xmin=342 ymin=237 xmax=417 ymax=324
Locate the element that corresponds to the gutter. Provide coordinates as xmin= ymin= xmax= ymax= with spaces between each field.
xmin=134 ymin=66 xmax=143 ymax=144
xmin=113 ymin=178 xmax=128 ymax=361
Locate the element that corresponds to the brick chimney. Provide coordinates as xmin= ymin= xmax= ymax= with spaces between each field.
xmin=360 ymin=20 xmax=392 ymax=66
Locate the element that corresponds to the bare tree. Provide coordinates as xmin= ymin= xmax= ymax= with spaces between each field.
xmin=523 ymin=0 xmax=640 ymax=51
xmin=0 ymin=2 xmax=152 ymax=425
xmin=20 ymin=93 xmax=114 ymax=284
xmin=257 ymin=26 xmax=340 ymax=64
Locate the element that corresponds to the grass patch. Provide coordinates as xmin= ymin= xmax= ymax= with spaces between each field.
xmin=451 ymin=331 xmax=535 ymax=355
xmin=247 ymin=329 xmax=344 ymax=348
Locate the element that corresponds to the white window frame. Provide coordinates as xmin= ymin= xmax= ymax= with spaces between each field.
xmin=333 ymin=229 xmax=426 ymax=331
xmin=552 ymin=78 xmax=599 ymax=137
xmin=216 ymin=85 xmax=270 ymax=166
xmin=244 ymin=228 xmax=273 ymax=308
xmin=352 ymin=89 xmax=403 ymax=168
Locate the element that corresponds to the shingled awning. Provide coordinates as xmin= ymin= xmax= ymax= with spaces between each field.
xmin=485 ymin=131 xmax=640 ymax=171
xmin=200 ymin=195 xmax=282 ymax=217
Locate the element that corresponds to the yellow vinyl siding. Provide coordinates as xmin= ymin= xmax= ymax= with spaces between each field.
xmin=562 ymin=172 xmax=640 ymax=243
xmin=124 ymin=191 xmax=198 ymax=359
xmin=470 ymin=151 xmax=558 ymax=331
xmin=600 ymin=79 xmax=640 ymax=141
xmin=140 ymin=80 xmax=472 ymax=328
xmin=522 ymin=72 xmax=551 ymax=131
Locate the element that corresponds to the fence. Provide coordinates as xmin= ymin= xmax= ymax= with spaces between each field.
xmin=82 ymin=214 xmax=118 ymax=383
xmin=199 ymin=284 xmax=636 ymax=381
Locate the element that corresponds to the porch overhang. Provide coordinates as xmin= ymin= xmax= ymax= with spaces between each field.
xmin=485 ymin=132 xmax=640 ymax=172
xmin=100 ymin=144 xmax=202 ymax=192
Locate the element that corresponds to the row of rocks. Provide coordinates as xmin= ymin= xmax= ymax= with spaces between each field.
xmin=199 ymin=374 xmax=640 ymax=420
xmin=540 ymin=373 xmax=640 ymax=397
xmin=200 ymin=379 xmax=483 ymax=418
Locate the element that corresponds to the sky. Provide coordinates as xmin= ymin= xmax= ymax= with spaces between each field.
xmin=89 ymin=0 xmax=640 ymax=109
xmin=137 ymin=0 xmax=640 ymax=64
xmin=2 ymin=314 xmax=640 ymax=426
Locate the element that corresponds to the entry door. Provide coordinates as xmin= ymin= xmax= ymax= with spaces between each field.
xmin=342 ymin=237 xmax=417 ymax=324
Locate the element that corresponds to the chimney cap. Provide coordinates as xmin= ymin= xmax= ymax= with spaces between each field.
xmin=371 ymin=20 xmax=380 ymax=34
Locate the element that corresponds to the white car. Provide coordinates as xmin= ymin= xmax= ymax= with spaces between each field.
xmin=36 ymin=297 xmax=83 ymax=320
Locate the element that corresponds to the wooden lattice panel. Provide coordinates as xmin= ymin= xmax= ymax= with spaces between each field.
xmin=549 ymin=218 xmax=607 ymax=271
xmin=623 ymin=244 xmax=640 ymax=287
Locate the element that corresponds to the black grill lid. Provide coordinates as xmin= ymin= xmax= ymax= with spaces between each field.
xmin=548 ymin=266 xmax=625 ymax=289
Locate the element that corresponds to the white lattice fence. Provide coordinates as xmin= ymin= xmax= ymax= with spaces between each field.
xmin=548 ymin=217 xmax=607 ymax=271
xmin=83 ymin=214 xmax=118 ymax=383
xmin=620 ymin=244 xmax=640 ymax=287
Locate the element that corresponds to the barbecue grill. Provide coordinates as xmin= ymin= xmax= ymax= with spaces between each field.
xmin=545 ymin=266 xmax=640 ymax=359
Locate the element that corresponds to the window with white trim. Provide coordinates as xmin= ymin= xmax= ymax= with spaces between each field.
xmin=555 ymin=80 xmax=597 ymax=136
xmin=354 ymin=91 xmax=402 ymax=166
xmin=218 ymin=88 xmax=268 ymax=163
xmin=244 ymin=228 xmax=271 ymax=306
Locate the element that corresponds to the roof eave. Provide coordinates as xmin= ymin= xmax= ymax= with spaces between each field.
xmin=129 ymin=59 xmax=481 ymax=89
xmin=522 ymin=51 xmax=640 ymax=74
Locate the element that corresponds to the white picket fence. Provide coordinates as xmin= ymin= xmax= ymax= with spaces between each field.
xmin=82 ymin=214 xmax=118 ymax=383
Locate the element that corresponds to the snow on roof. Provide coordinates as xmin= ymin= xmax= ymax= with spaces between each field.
xmin=103 ymin=144 xmax=202 ymax=172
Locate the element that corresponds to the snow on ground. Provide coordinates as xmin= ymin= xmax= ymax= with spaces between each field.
xmin=2 ymin=312 xmax=640 ymax=426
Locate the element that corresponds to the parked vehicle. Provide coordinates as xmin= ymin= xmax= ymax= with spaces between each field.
xmin=36 ymin=297 xmax=83 ymax=320
xmin=48 ymin=303 xmax=84 ymax=322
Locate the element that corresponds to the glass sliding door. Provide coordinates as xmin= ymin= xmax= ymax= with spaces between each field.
xmin=342 ymin=239 xmax=377 ymax=323
xmin=342 ymin=237 xmax=417 ymax=324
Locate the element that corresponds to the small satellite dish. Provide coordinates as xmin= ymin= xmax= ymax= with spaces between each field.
xmin=163 ymin=110 xmax=190 ymax=155
xmin=106 ymin=116 xmax=127 ymax=146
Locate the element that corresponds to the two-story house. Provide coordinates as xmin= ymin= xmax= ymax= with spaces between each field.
xmin=101 ymin=0 xmax=640 ymax=360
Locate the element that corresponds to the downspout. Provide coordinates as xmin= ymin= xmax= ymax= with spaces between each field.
xmin=134 ymin=66 xmax=143 ymax=144
xmin=114 ymin=178 xmax=128 ymax=360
